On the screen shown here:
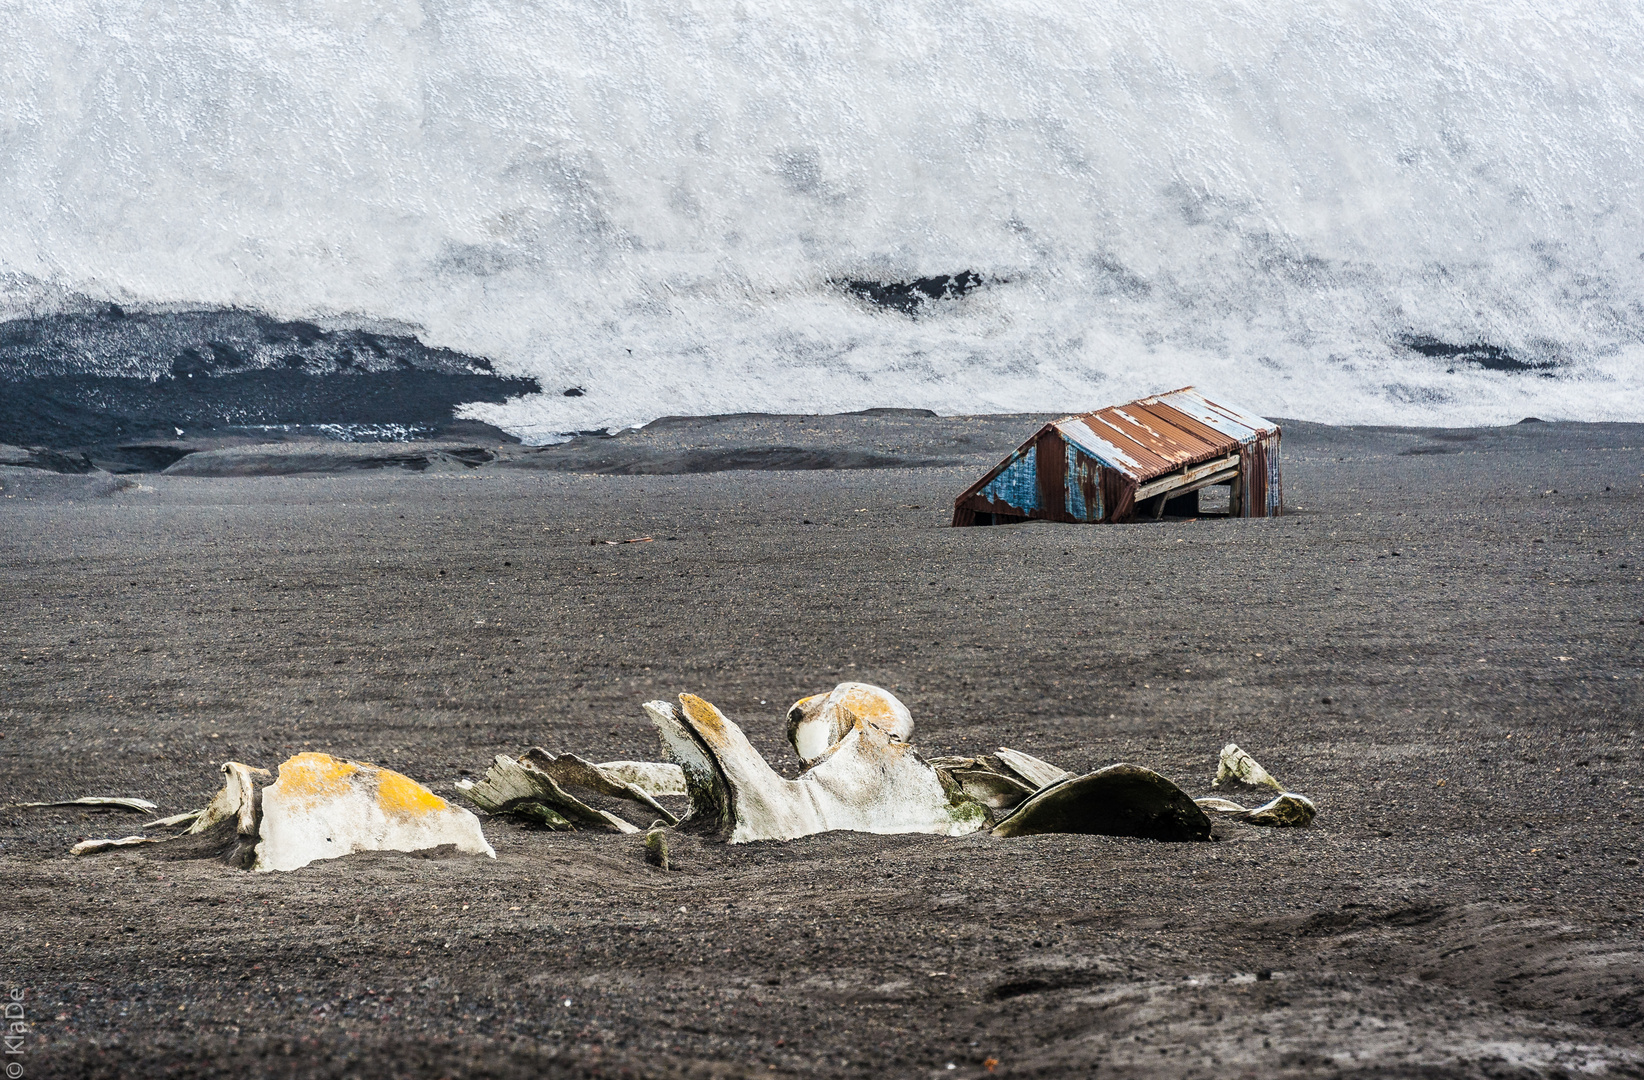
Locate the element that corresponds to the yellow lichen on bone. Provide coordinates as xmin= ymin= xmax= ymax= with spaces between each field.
xmin=254 ymin=753 xmax=494 ymax=872
xmin=271 ymin=753 xmax=361 ymax=807
xmin=785 ymin=682 xmax=914 ymax=767
xmin=376 ymin=769 xmax=450 ymax=817
xmin=680 ymin=693 xmax=737 ymax=750
xmin=832 ymin=685 xmax=905 ymax=732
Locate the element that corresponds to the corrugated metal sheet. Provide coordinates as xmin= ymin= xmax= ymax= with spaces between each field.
xmin=1151 ymin=387 xmax=1278 ymax=447
xmin=1055 ymin=387 xmax=1277 ymax=483
xmin=952 ymin=386 xmax=1282 ymax=526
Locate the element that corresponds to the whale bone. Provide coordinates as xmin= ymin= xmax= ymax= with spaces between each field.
xmin=992 ymin=764 xmax=1213 ymax=841
xmin=648 ymin=692 xmax=987 ymax=843
xmin=255 ymin=752 xmax=495 ymax=872
xmin=785 ymin=681 xmax=914 ymax=767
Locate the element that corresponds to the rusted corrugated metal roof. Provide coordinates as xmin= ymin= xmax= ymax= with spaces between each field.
xmin=1055 ymin=387 xmax=1277 ymax=483
xmin=951 ymin=386 xmax=1282 ymax=526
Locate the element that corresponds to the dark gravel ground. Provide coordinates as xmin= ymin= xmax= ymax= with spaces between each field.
xmin=1 ymin=414 xmax=1642 ymax=1079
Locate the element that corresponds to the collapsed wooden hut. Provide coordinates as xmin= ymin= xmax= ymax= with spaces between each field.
xmin=952 ymin=387 xmax=1282 ymax=526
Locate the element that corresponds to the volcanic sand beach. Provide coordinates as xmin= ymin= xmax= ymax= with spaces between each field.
xmin=1 ymin=412 xmax=1642 ymax=1078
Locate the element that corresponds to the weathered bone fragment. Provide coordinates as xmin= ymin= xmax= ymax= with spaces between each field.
xmin=189 ymin=762 xmax=271 ymax=835
xmin=928 ymin=758 xmax=1039 ymax=811
xmin=593 ymin=761 xmax=687 ymax=798
xmin=1242 ymin=793 xmax=1316 ymax=826
xmin=144 ymin=810 xmax=205 ymax=829
xmin=991 ymin=764 xmax=1213 ymax=841
xmin=16 ymin=796 xmax=158 ymax=812
xmin=927 ymin=747 xmax=1074 ymax=813
xmin=786 ymin=682 xmax=914 ymax=766
xmin=649 ymin=694 xmax=988 ymax=843
xmin=455 ymin=753 xmax=643 ymax=833
xmin=177 ymin=761 xmax=275 ymax=866
xmin=1213 ymin=743 xmax=1284 ymax=791
xmin=518 ymin=749 xmax=679 ymax=826
xmin=70 ymin=835 xmax=161 ymax=855
xmin=1195 ymin=792 xmax=1317 ymax=827
xmin=1202 ymin=744 xmax=1316 ymax=826
xmin=455 ymin=755 xmax=556 ymax=814
xmin=255 ymin=753 xmax=495 ymax=872
xmin=992 ymin=748 xmax=1073 ymax=789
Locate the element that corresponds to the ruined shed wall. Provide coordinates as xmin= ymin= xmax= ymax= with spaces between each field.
xmin=1236 ymin=433 xmax=1283 ymax=518
xmin=952 ymin=427 xmax=1135 ymax=525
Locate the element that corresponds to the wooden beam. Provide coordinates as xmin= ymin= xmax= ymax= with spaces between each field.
xmin=1132 ymin=453 xmax=1240 ymax=502
xmin=1135 ymin=462 xmax=1238 ymax=503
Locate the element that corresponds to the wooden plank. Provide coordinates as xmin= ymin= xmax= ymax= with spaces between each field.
xmin=1169 ymin=468 xmax=1238 ymax=502
xmin=1145 ymin=468 xmax=1236 ymax=517
xmin=1134 ymin=461 xmax=1239 ymax=503
xmin=1132 ymin=453 xmax=1239 ymax=501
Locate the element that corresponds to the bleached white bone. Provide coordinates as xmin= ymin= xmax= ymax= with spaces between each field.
xmin=1212 ymin=743 xmax=1284 ymax=791
xmin=650 ymin=694 xmax=986 ymax=843
xmin=71 ymin=835 xmax=160 ymax=855
xmin=785 ymin=682 xmax=914 ymax=766
xmin=592 ymin=760 xmax=687 ymax=798
xmin=188 ymin=761 xmax=271 ymax=836
xmin=992 ymin=747 xmax=1072 ymax=789
xmin=255 ymin=753 xmax=495 ymax=872
xmin=1194 ymin=792 xmax=1317 ymax=827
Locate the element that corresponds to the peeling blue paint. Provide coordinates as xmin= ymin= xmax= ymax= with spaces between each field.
xmin=1065 ymin=442 xmax=1102 ymax=521
xmin=977 ymin=442 xmax=1039 ymax=513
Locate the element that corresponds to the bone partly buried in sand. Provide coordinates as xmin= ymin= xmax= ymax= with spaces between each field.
xmin=67 ymin=687 xmax=1316 ymax=864
xmin=470 ymin=683 xmax=1315 ymax=843
xmin=71 ymin=753 xmax=496 ymax=872
xmin=255 ymin=753 xmax=496 ymax=872
xmin=1197 ymin=743 xmax=1318 ymax=827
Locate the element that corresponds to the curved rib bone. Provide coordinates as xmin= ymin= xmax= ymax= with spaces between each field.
xmin=992 ymin=764 xmax=1213 ymax=841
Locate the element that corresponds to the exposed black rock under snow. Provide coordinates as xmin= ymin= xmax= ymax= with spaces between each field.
xmin=162 ymin=442 xmax=503 ymax=477
xmin=498 ymin=408 xmax=960 ymax=476
xmin=0 ymin=306 xmax=494 ymax=380
xmin=1397 ymin=334 xmax=1559 ymax=374
xmin=500 ymin=444 xmax=952 ymax=476
xmin=837 ymin=272 xmax=987 ymax=314
xmin=0 ymin=371 xmax=538 ymax=452
xmin=0 ymin=408 xmax=970 ymax=477
xmin=0 ymin=307 xmax=540 ymax=452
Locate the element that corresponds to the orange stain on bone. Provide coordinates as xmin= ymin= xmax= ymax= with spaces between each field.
xmin=276 ymin=753 xmax=361 ymax=806
xmin=679 ymin=694 xmax=738 ymax=750
xmin=835 ymin=687 xmax=905 ymax=736
xmin=275 ymin=752 xmax=447 ymax=818
xmin=376 ymin=768 xmax=449 ymax=817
